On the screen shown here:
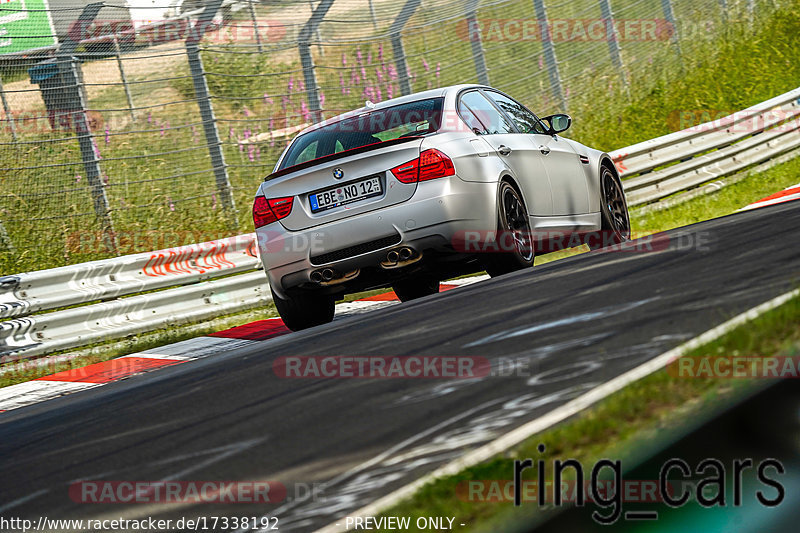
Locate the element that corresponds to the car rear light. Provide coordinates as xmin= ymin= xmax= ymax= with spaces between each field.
xmin=418 ymin=148 xmax=455 ymax=181
xmin=253 ymin=195 xmax=293 ymax=228
xmin=390 ymin=149 xmax=454 ymax=184
xmin=390 ymin=159 xmax=419 ymax=184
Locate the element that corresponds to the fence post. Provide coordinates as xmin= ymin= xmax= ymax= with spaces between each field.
xmin=391 ymin=0 xmax=422 ymax=96
xmin=532 ymin=0 xmax=566 ymax=110
xmin=186 ymin=0 xmax=237 ymax=227
xmin=0 ymin=74 xmax=17 ymax=141
xmin=660 ymin=0 xmax=682 ymax=60
xmin=247 ymin=0 xmax=264 ymax=53
xmin=599 ymin=0 xmax=627 ymax=86
xmin=466 ymin=0 xmax=489 ymax=86
xmin=309 ymin=1 xmax=325 ymax=56
xmin=368 ymin=0 xmax=378 ymax=29
xmin=299 ymin=0 xmax=334 ymax=123
xmin=56 ymin=3 xmax=117 ymax=253
xmin=113 ymin=37 xmax=136 ymax=123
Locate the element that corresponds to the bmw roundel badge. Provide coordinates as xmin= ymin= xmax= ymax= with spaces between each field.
xmin=333 ymin=168 xmax=344 ymax=179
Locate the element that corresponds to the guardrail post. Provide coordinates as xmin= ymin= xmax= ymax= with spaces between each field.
xmin=247 ymin=0 xmax=264 ymax=53
xmin=113 ymin=37 xmax=136 ymax=123
xmin=532 ymin=0 xmax=566 ymax=110
xmin=391 ymin=0 xmax=422 ymax=96
xmin=660 ymin=0 xmax=682 ymax=60
xmin=56 ymin=3 xmax=117 ymax=253
xmin=599 ymin=0 xmax=627 ymax=87
xmin=299 ymin=0 xmax=334 ymax=123
xmin=0 ymin=74 xmax=17 ymax=141
xmin=466 ymin=0 xmax=489 ymax=86
xmin=186 ymin=0 xmax=238 ymax=228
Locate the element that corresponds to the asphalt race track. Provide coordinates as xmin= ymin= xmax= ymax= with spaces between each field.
xmin=1 ymin=201 xmax=799 ymax=532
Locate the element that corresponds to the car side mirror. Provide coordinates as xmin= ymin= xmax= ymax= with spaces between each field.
xmin=540 ymin=113 xmax=572 ymax=135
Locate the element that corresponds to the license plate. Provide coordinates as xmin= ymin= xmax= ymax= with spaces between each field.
xmin=309 ymin=176 xmax=382 ymax=213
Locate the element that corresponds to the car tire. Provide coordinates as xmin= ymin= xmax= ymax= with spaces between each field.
xmin=484 ymin=181 xmax=535 ymax=277
xmin=591 ymin=166 xmax=631 ymax=250
xmin=392 ymin=277 xmax=440 ymax=302
xmin=271 ymin=286 xmax=335 ymax=331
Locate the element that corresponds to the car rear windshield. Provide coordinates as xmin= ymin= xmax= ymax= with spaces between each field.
xmin=278 ymin=97 xmax=444 ymax=171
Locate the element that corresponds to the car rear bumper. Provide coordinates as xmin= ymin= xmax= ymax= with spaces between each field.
xmin=256 ymin=177 xmax=497 ymax=298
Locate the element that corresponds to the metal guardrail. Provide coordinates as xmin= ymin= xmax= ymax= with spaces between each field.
xmin=2 ymin=87 xmax=799 ymax=363
xmin=0 ymin=234 xmax=263 ymax=362
xmin=612 ymin=87 xmax=800 ymax=206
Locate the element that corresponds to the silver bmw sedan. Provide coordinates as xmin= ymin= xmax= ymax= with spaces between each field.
xmin=253 ymin=84 xmax=630 ymax=330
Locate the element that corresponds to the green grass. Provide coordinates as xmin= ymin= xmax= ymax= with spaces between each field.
xmin=632 ymin=155 xmax=800 ymax=232
xmin=372 ymin=294 xmax=800 ymax=532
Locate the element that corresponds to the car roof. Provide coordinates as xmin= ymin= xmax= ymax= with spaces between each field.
xmin=295 ymin=84 xmax=488 ymax=136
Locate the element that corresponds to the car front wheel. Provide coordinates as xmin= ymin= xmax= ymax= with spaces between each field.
xmin=271 ymin=286 xmax=335 ymax=331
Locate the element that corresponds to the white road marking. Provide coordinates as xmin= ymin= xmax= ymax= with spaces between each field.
xmin=0 ymin=381 xmax=100 ymax=412
xmin=0 ymin=489 xmax=49 ymax=513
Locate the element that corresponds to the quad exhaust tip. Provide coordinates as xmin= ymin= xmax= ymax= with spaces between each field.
xmin=381 ymin=246 xmax=421 ymax=269
xmin=310 ymin=268 xmax=360 ymax=285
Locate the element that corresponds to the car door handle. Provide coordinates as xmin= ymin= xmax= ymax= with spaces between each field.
xmin=497 ymin=145 xmax=512 ymax=156
xmin=539 ymin=145 xmax=551 ymax=155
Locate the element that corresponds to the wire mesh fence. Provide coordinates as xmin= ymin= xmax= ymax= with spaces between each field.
xmin=0 ymin=0 xmax=769 ymax=273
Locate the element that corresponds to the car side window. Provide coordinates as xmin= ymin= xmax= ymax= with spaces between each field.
xmin=458 ymin=91 xmax=515 ymax=135
xmin=484 ymin=91 xmax=547 ymax=134
xmin=458 ymin=100 xmax=488 ymax=135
